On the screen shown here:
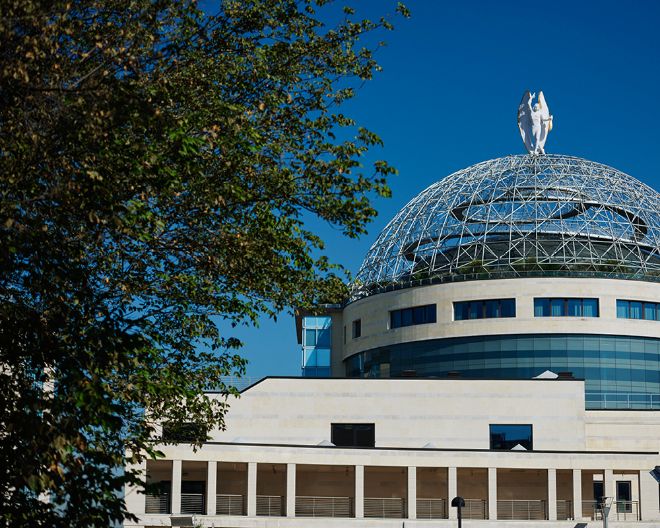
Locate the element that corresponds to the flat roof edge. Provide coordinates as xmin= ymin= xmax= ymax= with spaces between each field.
xmin=202 ymin=375 xmax=587 ymax=395
xmin=194 ymin=440 xmax=658 ymax=456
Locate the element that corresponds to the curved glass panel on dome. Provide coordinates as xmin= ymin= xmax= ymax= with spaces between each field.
xmin=353 ymin=155 xmax=660 ymax=299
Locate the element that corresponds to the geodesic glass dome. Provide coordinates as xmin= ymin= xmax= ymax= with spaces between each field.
xmin=353 ymin=154 xmax=660 ymax=298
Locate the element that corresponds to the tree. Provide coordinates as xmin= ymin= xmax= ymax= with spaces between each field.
xmin=0 ymin=0 xmax=409 ymax=526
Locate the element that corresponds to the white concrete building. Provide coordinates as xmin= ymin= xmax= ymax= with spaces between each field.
xmin=125 ymin=154 xmax=660 ymax=526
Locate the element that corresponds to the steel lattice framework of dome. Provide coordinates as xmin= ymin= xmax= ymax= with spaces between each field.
xmin=353 ymin=154 xmax=660 ymax=298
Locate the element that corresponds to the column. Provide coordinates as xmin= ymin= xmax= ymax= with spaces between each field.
xmin=572 ymin=469 xmax=582 ymax=520
xmin=171 ymin=459 xmax=182 ymax=514
xmin=488 ymin=467 xmax=497 ymax=520
xmin=206 ymin=461 xmax=217 ymax=516
xmin=639 ymin=469 xmax=660 ymax=521
xmin=603 ymin=469 xmax=616 ymax=508
xmin=286 ymin=463 xmax=296 ymax=518
xmin=355 ymin=465 xmax=364 ymax=518
xmin=247 ymin=462 xmax=257 ymax=516
xmin=547 ymin=468 xmax=557 ymax=520
xmin=448 ymin=467 xmax=457 ymax=520
xmin=604 ymin=469 xmax=615 ymax=522
xmin=407 ymin=466 xmax=416 ymax=519
xmin=604 ymin=469 xmax=615 ymax=503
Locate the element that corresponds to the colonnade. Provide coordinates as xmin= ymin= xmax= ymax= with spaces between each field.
xmin=159 ymin=460 xmax=616 ymax=521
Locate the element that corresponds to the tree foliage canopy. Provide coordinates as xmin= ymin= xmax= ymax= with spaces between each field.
xmin=0 ymin=0 xmax=408 ymax=525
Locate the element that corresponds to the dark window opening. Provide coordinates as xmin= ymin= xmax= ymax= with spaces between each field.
xmin=161 ymin=422 xmax=208 ymax=443
xmin=390 ymin=304 xmax=437 ymax=329
xmin=331 ymin=423 xmax=375 ymax=447
xmin=594 ymin=482 xmax=604 ymax=505
xmin=617 ymin=481 xmax=632 ymax=512
xmin=489 ymin=424 xmax=533 ymax=450
xmin=454 ymin=299 xmax=516 ymax=320
xmin=146 ymin=480 xmax=171 ymax=497
xmin=182 ymin=481 xmax=205 ymax=494
xmin=352 ymin=319 xmax=361 ymax=339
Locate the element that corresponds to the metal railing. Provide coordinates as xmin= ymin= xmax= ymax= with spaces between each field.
xmin=497 ymin=499 xmax=546 ymax=520
xmin=463 ymin=498 xmax=488 ymax=519
xmin=582 ymin=500 xmax=600 ymax=520
xmin=556 ymin=499 xmax=573 ymax=520
xmin=145 ymin=493 xmax=170 ymax=514
xmin=181 ymin=493 xmax=204 ymax=514
xmin=350 ymin=269 xmax=660 ymax=303
xmin=217 ymin=376 xmax=261 ymax=392
xmin=582 ymin=500 xmax=640 ymax=521
xmin=216 ymin=493 xmax=245 ymax=515
xmin=256 ymin=495 xmax=284 ymax=516
xmin=364 ymin=497 xmax=406 ymax=518
xmin=417 ymin=498 xmax=447 ymax=519
xmin=613 ymin=500 xmax=640 ymax=520
xmin=586 ymin=392 xmax=660 ymax=409
xmin=295 ymin=496 xmax=352 ymax=517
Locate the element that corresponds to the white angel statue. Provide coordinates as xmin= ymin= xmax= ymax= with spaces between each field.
xmin=517 ymin=91 xmax=553 ymax=155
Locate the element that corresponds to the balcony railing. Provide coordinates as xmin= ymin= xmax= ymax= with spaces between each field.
xmin=145 ymin=493 xmax=170 ymax=514
xmin=181 ymin=493 xmax=204 ymax=514
xmin=417 ymin=498 xmax=447 ymax=519
xmin=463 ymin=498 xmax=488 ymax=519
xmin=582 ymin=500 xmax=640 ymax=521
xmin=256 ymin=495 xmax=284 ymax=516
xmin=613 ymin=500 xmax=640 ymax=521
xmin=497 ymin=499 xmax=546 ymax=520
xmin=556 ymin=499 xmax=573 ymax=520
xmin=216 ymin=493 xmax=245 ymax=515
xmin=364 ymin=497 xmax=406 ymax=518
xmin=295 ymin=496 xmax=352 ymax=517
xmin=582 ymin=500 xmax=600 ymax=520
xmin=586 ymin=392 xmax=660 ymax=410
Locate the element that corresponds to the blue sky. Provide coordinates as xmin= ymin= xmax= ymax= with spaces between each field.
xmin=229 ymin=0 xmax=660 ymax=379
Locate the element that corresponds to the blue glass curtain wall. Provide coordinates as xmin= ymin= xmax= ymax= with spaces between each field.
xmin=302 ymin=316 xmax=331 ymax=377
xmin=344 ymin=333 xmax=660 ymax=409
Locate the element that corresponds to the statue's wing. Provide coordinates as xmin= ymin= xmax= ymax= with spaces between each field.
xmin=517 ymin=91 xmax=533 ymax=153
xmin=538 ymin=91 xmax=552 ymax=149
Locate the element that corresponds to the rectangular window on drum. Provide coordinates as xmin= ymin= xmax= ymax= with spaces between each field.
xmin=534 ymin=298 xmax=550 ymax=317
xmin=534 ymin=298 xmax=599 ymax=317
xmin=630 ymin=301 xmax=643 ymax=319
xmin=352 ymin=319 xmax=361 ymax=339
xmin=453 ymin=299 xmax=516 ymax=320
xmin=617 ymin=300 xmax=630 ymax=319
xmin=501 ymin=298 xmax=516 ymax=317
xmin=390 ymin=310 xmax=402 ymax=328
xmin=390 ymin=304 xmax=437 ymax=329
xmin=401 ymin=308 xmax=413 ymax=327
xmin=617 ymin=299 xmax=660 ymax=321
xmin=485 ymin=299 xmax=499 ymax=318
xmin=550 ymin=298 xmax=564 ymax=317
xmin=644 ymin=303 xmax=657 ymax=321
xmin=567 ymin=298 xmax=582 ymax=317
xmin=582 ymin=298 xmax=599 ymax=317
